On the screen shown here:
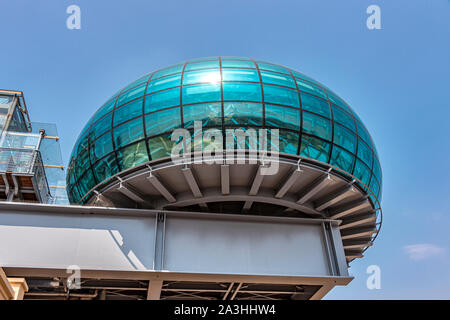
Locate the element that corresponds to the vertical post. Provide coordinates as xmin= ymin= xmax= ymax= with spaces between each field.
xmin=153 ymin=212 xmax=166 ymax=271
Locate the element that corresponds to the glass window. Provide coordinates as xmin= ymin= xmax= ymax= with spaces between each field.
xmin=261 ymin=71 xmax=295 ymax=88
xmin=300 ymin=92 xmax=330 ymax=118
xmin=300 ymin=135 xmax=330 ymax=163
xmin=357 ymin=139 xmax=373 ymax=168
xmin=182 ymin=83 xmax=221 ymax=105
xmin=113 ymin=98 xmax=143 ymax=126
xmin=91 ymin=96 xmax=116 ymax=124
xmin=152 ymin=64 xmax=184 ymax=79
xmin=223 ymin=82 xmax=262 ymax=102
xmin=92 ymin=152 xmax=119 ymax=183
xmin=222 ymin=69 xmax=259 ymax=82
xmin=90 ymin=132 xmax=113 ymax=163
xmin=221 ymin=59 xmax=256 ymax=68
xmin=148 ymin=134 xmax=177 ymax=160
xmin=146 ymin=107 xmax=181 ymax=136
xmin=372 ymin=157 xmax=382 ymax=182
xmin=353 ymin=159 xmax=371 ymax=186
xmin=257 ymin=62 xmax=290 ymax=74
xmin=144 ymin=87 xmax=180 ymax=113
xmin=291 ymin=70 xmax=321 ymax=86
xmin=74 ymin=131 xmax=89 ymax=154
xmin=183 ymin=69 xmax=221 ymax=85
xmin=277 ymin=130 xmax=299 ymax=155
xmin=117 ymin=83 xmax=146 ymax=107
xmin=185 ymin=60 xmax=220 ymax=71
xmin=147 ymin=73 xmax=181 ymax=93
xmin=332 ymin=105 xmax=355 ymax=131
xmin=333 ymin=124 xmax=357 ymax=153
xmin=369 ymin=176 xmax=380 ymax=199
xmin=265 ymin=104 xmax=300 ymax=131
xmin=296 ymin=79 xmax=327 ymax=99
xmin=302 ymin=111 xmax=332 ymax=141
xmin=121 ymin=74 xmax=151 ymax=93
xmin=113 ymin=117 xmax=144 ymax=148
xmin=356 ymin=120 xmax=373 ymax=147
xmin=74 ymin=147 xmax=90 ymax=180
xmin=224 ymin=102 xmax=262 ymax=126
xmin=330 ymin=146 xmax=355 ymax=173
xmin=90 ymin=113 xmax=112 ymax=141
xmin=77 ymin=171 xmax=97 ymax=196
xmin=116 ymin=141 xmax=148 ymax=170
xmin=183 ymin=103 xmax=222 ymax=128
xmin=263 ymin=85 xmax=299 ymax=107
xmin=325 ymin=89 xmax=352 ymax=113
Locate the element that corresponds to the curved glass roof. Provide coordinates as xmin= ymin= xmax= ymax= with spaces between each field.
xmin=67 ymin=57 xmax=382 ymax=206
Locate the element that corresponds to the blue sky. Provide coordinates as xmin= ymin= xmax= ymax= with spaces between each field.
xmin=1 ymin=0 xmax=449 ymax=299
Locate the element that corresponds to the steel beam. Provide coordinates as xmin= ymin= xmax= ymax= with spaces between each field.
xmin=329 ymin=198 xmax=369 ymax=219
xmin=147 ymin=280 xmax=163 ymax=300
xmin=297 ymin=174 xmax=333 ymax=205
xmin=182 ymin=167 xmax=203 ymax=198
xmin=147 ymin=172 xmax=176 ymax=203
xmin=315 ymin=185 xmax=355 ymax=211
xmin=220 ymin=165 xmax=230 ymax=195
xmin=275 ymin=168 xmax=302 ymax=199
xmin=117 ymin=182 xmax=147 ymax=203
xmin=339 ymin=212 xmax=376 ymax=230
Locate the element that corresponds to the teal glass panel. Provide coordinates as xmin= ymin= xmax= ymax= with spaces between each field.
xmin=224 ymin=102 xmax=263 ymax=126
xmin=146 ymin=107 xmax=181 ymax=136
xmin=117 ymin=83 xmax=146 ymax=107
xmin=300 ymin=92 xmax=330 ymax=118
xmin=356 ymin=120 xmax=373 ymax=147
xmin=296 ymin=79 xmax=327 ymax=99
xmin=291 ymin=70 xmax=321 ymax=86
xmin=68 ymin=184 xmax=81 ymax=204
xmin=369 ymin=176 xmax=380 ymax=199
xmin=300 ymin=135 xmax=330 ymax=163
xmin=74 ymin=147 xmax=90 ymax=179
xmin=222 ymin=69 xmax=259 ymax=82
xmin=302 ymin=111 xmax=332 ymax=141
xmin=224 ymin=127 xmax=258 ymax=151
xmin=372 ymin=157 xmax=382 ymax=182
xmin=116 ymin=141 xmax=148 ymax=170
xmin=357 ymin=139 xmax=373 ymax=168
xmin=113 ymin=117 xmax=144 ymax=148
xmin=113 ymin=98 xmax=143 ymax=126
xmin=74 ymin=131 xmax=89 ymax=154
xmin=185 ymin=60 xmax=220 ymax=71
xmin=147 ymin=73 xmax=181 ymax=93
xmin=183 ymin=69 xmax=221 ymax=85
xmin=332 ymin=104 xmax=356 ymax=131
xmin=183 ymin=103 xmax=222 ymax=128
xmin=90 ymin=112 xmax=112 ymax=141
xmin=90 ymin=132 xmax=113 ymax=163
xmin=148 ymin=134 xmax=176 ymax=160
xmin=144 ymin=87 xmax=180 ymax=113
xmin=91 ymin=96 xmax=117 ymax=124
xmin=333 ymin=124 xmax=357 ymax=153
xmin=121 ymin=74 xmax=151 ymax=92
xmin=77 ymin=171 xmax=96 ymax=195
xmin=152 ymin=64 xmax=184 ymax=79
xmin=92 ymin=152 xmax=119 ymax=183
xmin=223 ymin=83 xmax=262 ymax=102
xmin=257 ymin=62 xmax=290 ymax=74
xmin=221 ymin=59 xmax=256 ymax=68
xmin=182 ymin=83 xmax=221 ymax=105
xmin=330 ymin=146 xmax=355 ymax=173
xmin=353 ymin=159 xmax=371 ymax=186
xmin=277 ymin=130 xmax=299 ymax=155
xmin=263 ymin=85 xmax=299 ymax=107
xmin=265 ymin=104 xmax=300 ymax=131
xmin=325 ymin=89 xmax=352 ymax=113
xmin=261 ymin=71 xmax=295 ymax=88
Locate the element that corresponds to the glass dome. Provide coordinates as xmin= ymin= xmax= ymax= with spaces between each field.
xmin=67 ymin=57 xmax=382 ymax=206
